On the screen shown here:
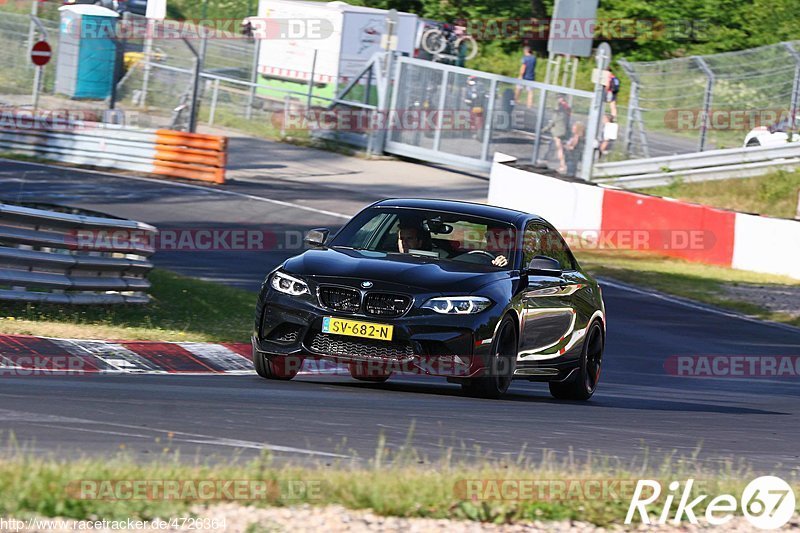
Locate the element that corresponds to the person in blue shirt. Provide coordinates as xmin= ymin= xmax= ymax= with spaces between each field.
xmin=515 ymin=46 xmax=536 ymax=107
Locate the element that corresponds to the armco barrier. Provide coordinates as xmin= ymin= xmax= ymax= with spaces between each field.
xmin=0 ymin=202 xmax=157 ymax=304
xmin=489 ymin=153 xmax=800 ymax=280
xmin=0 ymin=121 xmax=227 ymax=184
xmin=593 ymin=143 xmax=800 ymax=189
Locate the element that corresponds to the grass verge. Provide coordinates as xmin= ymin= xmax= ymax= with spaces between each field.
xmin=0 ymin=270 xmax=255 ymax=342
xmin=0 ymin=438 xmax=795 ymax=526
xmin=577 ymin=249 xmax=800 ymax=327
xmin=638 ymin=169 xmax=800 ymax=220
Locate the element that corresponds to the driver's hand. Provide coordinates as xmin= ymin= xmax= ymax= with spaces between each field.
xmin=492 ymin=255 xmax=508 ymax=267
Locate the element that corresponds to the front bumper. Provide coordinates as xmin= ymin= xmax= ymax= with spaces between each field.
xmin=252 ymin=288 xmax=501 ymax=378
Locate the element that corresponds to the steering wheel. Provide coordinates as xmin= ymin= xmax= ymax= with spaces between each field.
xmin=466 ymin=250 xmax=496 ymax=259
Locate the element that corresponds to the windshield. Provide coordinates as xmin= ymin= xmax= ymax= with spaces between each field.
xmin=329 ymin=207 xmax=517 ymax=269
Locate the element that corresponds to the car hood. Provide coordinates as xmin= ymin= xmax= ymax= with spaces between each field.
xmin=283 ymin=248 xmax=510 ymax=293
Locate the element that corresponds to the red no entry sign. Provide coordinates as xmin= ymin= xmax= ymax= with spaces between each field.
xmin=31 ymin=41 xmax=52 ymax=67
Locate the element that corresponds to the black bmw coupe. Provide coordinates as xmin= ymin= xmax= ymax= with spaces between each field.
xmin=252 ymin=199 xmax=606 ymax=400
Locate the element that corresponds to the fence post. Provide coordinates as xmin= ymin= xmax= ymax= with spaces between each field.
xmin=480 ymin=78 xmax=497 ymax=162
xmin=306 ymin=49 xmax=317 ymax=115
xmin=370 ymin=51 xmax=395 ymax=156
xmin=784 ymin=43 xmax=800 ymax=133
xmin=245 ymin=39 xmax=261 ymax=120
xmin=141 ymin=17 xmax=154 ymax=108
xmin=795 ymin=188 xmax=800 ymax=220
xmin=580 ymin=43 xmax=610 ymax=181
xmin=623 ymin=80 xmax=636 ymax=155
xmin=26 ymin=0 xmax=38 ymax=62
xmin=432 ymin=69 xmax=450 ymax=152
xmin=182 ymin=36 xmax=205 ymax=133
xmin=208 ymin=78 xmax=220 ymax=127
xmin=531 ymin=87 xmax=548 ymax=165
xmin=694 ymin=56 xmax=715 ymax=152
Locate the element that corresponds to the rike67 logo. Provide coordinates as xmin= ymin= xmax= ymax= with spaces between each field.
xmin=626 ymin=476 xmax=796 ymax=529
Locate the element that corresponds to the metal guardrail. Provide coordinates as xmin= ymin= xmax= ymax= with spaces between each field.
xmin=0 ymin=203 xmax=157 ymax=304
xmin=593 ymin=142 xmax=800 ymax=188
xmin=0 ymin=121 xmax=227 ymax=184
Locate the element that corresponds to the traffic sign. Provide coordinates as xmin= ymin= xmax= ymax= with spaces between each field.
xmin=31 ymin=41 xmax=52 ymax=67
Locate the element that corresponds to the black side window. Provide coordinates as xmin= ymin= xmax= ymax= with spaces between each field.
xmin=523 ymin=223 xmax=574 ymax=270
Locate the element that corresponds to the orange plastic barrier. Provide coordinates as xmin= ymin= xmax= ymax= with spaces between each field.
xmin=152 ymin=130 xmax=227 ymax=184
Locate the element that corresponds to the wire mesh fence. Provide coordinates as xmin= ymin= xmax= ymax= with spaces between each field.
xmin=385 ymin=57 xmax=598 ymax=175
xmin=0 ymin=12 xmax=59 ymax=104
xmin=622 ymin=41 xmax=800 ymax=158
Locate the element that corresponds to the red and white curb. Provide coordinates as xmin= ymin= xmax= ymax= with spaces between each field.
xmin=0 ymin=335 xmax=254 ymax=375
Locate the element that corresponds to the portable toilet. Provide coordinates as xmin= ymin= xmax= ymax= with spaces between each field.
xmin=55 ymin=4 xmax=120 ymax=99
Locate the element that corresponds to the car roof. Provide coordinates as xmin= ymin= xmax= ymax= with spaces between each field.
xmin=372 ymin=198 xmax=543 ymax=226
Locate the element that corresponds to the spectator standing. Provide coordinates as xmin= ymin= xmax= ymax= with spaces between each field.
xmin=563 ymin=121 xmax=586 ymax=177
xmin=515 ymin=46 xmax=537 ymax=107
xmin=604 ymin=68 xmax=620 ymax=120
xmin=541 ymin=94 xmax=571 ymax=173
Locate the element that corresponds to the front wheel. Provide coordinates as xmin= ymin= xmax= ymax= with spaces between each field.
xmin=549 ymin=321 xmax=603 ymax=400
xmin=253 ymin=348 xmax=302 ymax=381
xmin=462 ymin=316 xmax=516 ymax=399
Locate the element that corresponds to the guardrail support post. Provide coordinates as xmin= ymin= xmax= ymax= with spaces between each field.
xmin=694 ymin=56 xmax=715 ymax=153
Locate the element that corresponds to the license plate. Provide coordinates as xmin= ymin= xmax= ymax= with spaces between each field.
xmin=322 ymin=317 xmax=393 ymax=341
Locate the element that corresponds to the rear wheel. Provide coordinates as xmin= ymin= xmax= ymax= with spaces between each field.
xmin=549 ymin=321 xmax=603 ymax=400
xmin=462 ymin=316 xmax=516 ymax=399
xmin=253 ymin=348 xmax=302 ymax=381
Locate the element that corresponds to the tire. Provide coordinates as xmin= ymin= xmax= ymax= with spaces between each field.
xmin=549 ymin=321 xmax=603 ymax=401
xmin=462 ymin=316 xmax=516 ymax=399
xmin=746 ymin=138 xmax=761 ymax=148
xmin=455 ymin=36 xmax=479 ymax=61
xmin=349 ymin=361 xmax=392 ymax=383
xmin=253 ymin=347 xmax=302 ymax=381
xmin=421 ymin=29 xmax=447 ymax=55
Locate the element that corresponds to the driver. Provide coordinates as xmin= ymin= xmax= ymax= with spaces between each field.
xmin=485 ymin=226 xmax=515 ymax=267
xmin=397 ymin=221 xmax=432 ymax=254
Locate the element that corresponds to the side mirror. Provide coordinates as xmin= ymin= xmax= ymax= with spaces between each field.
xmin=304 ymin=228 xmax=329 ymax=247
xmin=525 ymin=255 xmax=562 ymax=277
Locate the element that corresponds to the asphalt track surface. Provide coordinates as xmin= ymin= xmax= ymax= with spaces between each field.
xmin=1 ymin=159 xmax=799 ymax=472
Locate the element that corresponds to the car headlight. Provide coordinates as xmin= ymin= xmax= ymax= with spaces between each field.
xmin=422 ymin=296 xmax=492 ymax=314
xmin=270 ymin=271 xmax=310 ymax=296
